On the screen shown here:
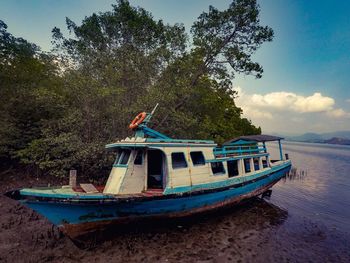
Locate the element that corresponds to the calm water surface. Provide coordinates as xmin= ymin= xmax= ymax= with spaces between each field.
xmin=268 ymin=141 xmax=350 ymax=233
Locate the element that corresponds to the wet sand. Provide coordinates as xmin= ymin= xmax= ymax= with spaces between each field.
xmin=1 ymin=174 xmax=350 ymax=263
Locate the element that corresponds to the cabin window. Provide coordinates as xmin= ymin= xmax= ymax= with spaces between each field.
xmin=114 ymin=150 xmax=122 ymax=164
xmin=134 ymin=150 xmax=143 ymax=165
xmin=262 ymin=157 xmax=269 ymax=168
xmin=190 ymin=151 xmax=205 ymax=166
xmin=253 ymin=158 xmax=260 ymax=171
xmin=227 ymin=160 xmax=239 ymax=177
xmin=211 ymin=162 xmax=225 ymax=175
xmin=244 ymin=158 xmax=251 ymax=173
xmin=171 ymin=152 xmax=188 ymax=169
xmin=119 ymin=149 xmax=131 ymax=165
xmin=114 ymin=149 xmax=131 ymax=165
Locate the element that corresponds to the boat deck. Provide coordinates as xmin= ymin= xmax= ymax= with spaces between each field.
xmin=18 ymin=185 xmax=165 ymax=200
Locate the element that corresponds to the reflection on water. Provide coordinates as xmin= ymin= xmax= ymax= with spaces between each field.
xmin=267 ymin=141 xmax=350 ymax=233
xmin=282 ymin=167 xmax=308 ymax=182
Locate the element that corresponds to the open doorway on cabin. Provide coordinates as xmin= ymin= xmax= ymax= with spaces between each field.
xmin=147 ymin=149 xmax=165 ymax=189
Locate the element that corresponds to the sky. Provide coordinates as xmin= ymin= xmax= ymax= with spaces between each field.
xmin=1 ymin=0 xmax=350 ymax=135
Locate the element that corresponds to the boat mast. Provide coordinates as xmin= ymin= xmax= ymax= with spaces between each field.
xmin=134 ymin=103 xmax=170 ymax=139
xmin=143 ymin=103 xmax=159 ymax=124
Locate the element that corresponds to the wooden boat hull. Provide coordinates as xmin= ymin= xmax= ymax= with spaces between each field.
xmin=6 ymin=163 xmax=291 ymax=239
xmin=61 ymin=177 xmax=283 ymax=239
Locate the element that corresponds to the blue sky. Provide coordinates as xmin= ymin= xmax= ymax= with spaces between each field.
xmin=1 ymin=0 xmax=350 ymax=134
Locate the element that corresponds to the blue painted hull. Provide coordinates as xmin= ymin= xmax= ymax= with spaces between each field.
xmin=19 ymin=163 xmax=291 ymax=237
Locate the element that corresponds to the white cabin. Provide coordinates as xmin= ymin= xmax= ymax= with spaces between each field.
xmin=102 ymin=133 xmax=286 ymax=196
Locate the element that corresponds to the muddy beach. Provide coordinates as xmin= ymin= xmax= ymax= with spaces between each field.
xmin=1 ymin=173 xmax=350 ymax=263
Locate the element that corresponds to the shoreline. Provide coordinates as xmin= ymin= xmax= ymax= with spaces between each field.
xmin=1 ymin=173 xmax=350 ymax=262
xmin=283 ymin=140 xmax=350 ymax=147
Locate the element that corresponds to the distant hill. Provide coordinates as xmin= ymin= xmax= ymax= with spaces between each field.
xmin=321 ymin=131 xmax=350 ymax=140
xmin=324 ymin=137 xmax=350 ymax=145
xmin=288 ymin=133 xmax=323 ymax=143
xmin=284 ymin=131 xmax=350 ymax=145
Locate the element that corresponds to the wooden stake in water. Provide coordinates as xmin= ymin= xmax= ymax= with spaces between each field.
xmin=69 ymin=170 xmax=77 ymax=188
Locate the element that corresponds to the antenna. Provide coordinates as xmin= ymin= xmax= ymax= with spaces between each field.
xmin=150 ymin=103 xmax=159 ymax=116
xmin=134 ymin=103 xmax=170 ymax=139
xmin=142 ymin=103 xmax=159 ymax=125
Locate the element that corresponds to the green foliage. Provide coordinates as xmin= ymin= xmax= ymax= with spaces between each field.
xmin=191 ymin=0 xmax=273 ymax=78
xmin=0 ymin=21 xmax=63 ymax=161
xmin=0 ymin=0 xmax=271 ymax=178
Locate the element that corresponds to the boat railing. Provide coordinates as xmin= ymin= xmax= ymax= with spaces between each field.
xmin=214 ymin=145 xmax=266 ymax=158
xmin=206 ymin=152 xmax=269 ymax=164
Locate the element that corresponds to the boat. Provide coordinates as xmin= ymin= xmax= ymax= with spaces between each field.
xmin=5 ymin=106 xmax=291 ymax=239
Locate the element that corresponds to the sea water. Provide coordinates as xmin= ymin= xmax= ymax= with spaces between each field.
xmin=268 ymin=141 xmax=350 ymax=233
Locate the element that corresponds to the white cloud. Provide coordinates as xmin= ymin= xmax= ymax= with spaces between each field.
xmin=242 ymin=107 xmax=273 ymax=119
xmin=239 ymin=90 xmax=334 ymax=113
xmin=294 ymin=93 xmax=334 ymax=113
xmin=234 ymin=87 xmax=350 ymax=133
xmin=251 ymin=92 xmax=297 ymax=109
xmin=327 ymin=108 xmax=350 ymax=118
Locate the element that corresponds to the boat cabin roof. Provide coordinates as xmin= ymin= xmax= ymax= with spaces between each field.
xmin=223 ymin=134 xmax=284 ymax=145
xmin=105 ymin=137 xmax=216 ymax=149
xmin=105 ymin=110 xmax=280 ymax=150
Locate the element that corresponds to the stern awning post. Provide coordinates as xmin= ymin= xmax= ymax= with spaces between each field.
xmin=278 ymin=140 xmax=283 ymax=160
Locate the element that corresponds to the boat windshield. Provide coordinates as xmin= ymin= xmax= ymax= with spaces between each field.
xmin=114 ymin=149 xmax=131 ymax=165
